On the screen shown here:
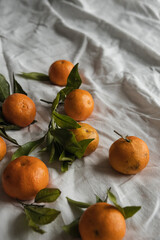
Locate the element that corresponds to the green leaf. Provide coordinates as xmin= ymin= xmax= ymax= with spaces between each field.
xmin=59 ymin=151 xmax=75 ymax=162
xmin=27 ymin=217 xmax=45 ymax=234
xmin=51 ymin=128 xmax=79 ymax=149
xmin=123 ymin=206 xmax=141 ymax=219
xmin=46 ymin=129 xmax=54 ymax=146
xmin=39 ymin=146 xmax=48 ymax=153
xmin=0 ymin=124 xmax=21 ymax=131
xmin=0 ymin=128 xmax=19 ymax=145
xmin=48 ymin=143 xmax=56 ymax=163
xmin=63 ymin=218 xmax=81 ymax=238
xmin=59 ymin=151 xmax=75 ymax=172
xmin=13 ymin=74 xmax=27 ymax=95
xmin=78 ymin=138 xmax=94 ymax=154
xmin=35 ymin=188 xmax=61 ymax=203
xmin=107 ymin=188 xmax=141 ymax=219
xmin=66 ymin=63 xmax=82 ymax=89
xmin=107 ymin=188 xmax=125 ymax=216
xmin=48 ymin=141 xmax=63 ymax=163
xmin=0 ymin=74 xmax=10 ymax=102
xmin=51 ymin=129 xmax=81 ymax=158
xmin=95 ymin=195 xmax=103 ymax=203
xmin=61 ymin=161 xmax=69 ymax=172
xmin=11 ymin=136 xmax=45 ymax=160
xmin=51 ymin=128 xmax=92 ymax=159
xmin=107 ymin=188 xmax=117 ymax=206
xmin=24 ymin=205 xmax=60 ymax=225
xmin=52 ymin=93 xmax=60 ymax=112
xmin=52 ymin=111 xmax=81 ymax=129
xmin=17 ymin=72 xmax=50 ymax=81
xmin=59 ymin=87 xmax=74 ymax=102
xmin=66 ymin=197 xmax=91 ymax=208
xmin=0 ymin=111 xmax=5 ymax=123
xmin=58 ymin=63 xmax=82 ymax=102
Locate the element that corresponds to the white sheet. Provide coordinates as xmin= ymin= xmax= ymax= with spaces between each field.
xmin=0 ymin=0 xmax=160 ymax=239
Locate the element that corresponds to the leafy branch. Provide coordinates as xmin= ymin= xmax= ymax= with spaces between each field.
xmin=107 ymin=188 xmax=141 ymax=219
xmin=13 ymin=64 xmax=94 ymax=172
xmin=18 ymin=188 xmax=61 ymax=234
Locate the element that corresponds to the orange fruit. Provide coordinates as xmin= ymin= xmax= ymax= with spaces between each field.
xmin=2 ymin=156 xmax=49 ymax=200
xmin=109 ymin=134 xmax=149 ymax=175
xmin=79 ymin=202 xmax=126 ymax=240
xmin=2 ymin=93 xmax=36 ymax=128
xmin=64 ymin=89 xmax=94 ymax=121
xmin=0 ymin=137 xmax=7 ymax=161
xmin=49 ymin=60 xmax=74 ymax=86
xmin=71 ymin=123 xmax=99 ymax=156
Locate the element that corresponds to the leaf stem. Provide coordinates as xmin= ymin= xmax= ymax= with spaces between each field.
xmin=40 ymin=99 xmax=52 ymax=104
xmin=16 ymin=199 xmax=45 ymax=208
xmin=105 ymin=187 xmax=111 ymax=202
xmin=114 ymin=130 xmax=130 ymax=142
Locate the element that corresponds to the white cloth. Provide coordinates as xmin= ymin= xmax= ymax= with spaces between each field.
xmin=0 ymin=0 xmax=160 ymax=239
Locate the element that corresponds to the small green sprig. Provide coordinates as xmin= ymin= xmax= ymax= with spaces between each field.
xmin=107 ymin=188 xmax=141 ymax=219
xmin=17 ymin=72 xmax=50 ymax=81
xmin=18 ymin=188 xmax=61 ymax=234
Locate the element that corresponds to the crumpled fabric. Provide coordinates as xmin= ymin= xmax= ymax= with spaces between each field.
xmin=0 ymin=0 xmax=160 ymax=239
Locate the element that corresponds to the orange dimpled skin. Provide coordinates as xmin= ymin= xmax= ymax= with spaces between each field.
xmin=49 ymin=60 xmax=74 ymax=86
xmin=2 ymin=93 xmax=36 ymax=128
xmin=0 ymin=137 xmax=7 ymax=161
xmin=79 ymin=202 xmax=126 ymax=240
xmin=64 ymin=89 xmax=94 ymax=121
xmin=2 ymin=156 xmax=49 ymax=200
xmin=109 ymin=136 xmax=149 ymax=175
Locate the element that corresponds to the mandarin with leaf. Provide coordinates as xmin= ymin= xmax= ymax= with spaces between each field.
xmin=79 ymin=202 xmax=126 ymax=240
xmin=2 ymin=156 xmax=49 ymax=200
xmin=64 ymin=89 xmax=94 ymax=121
xmin=49 ymin=60 xmax=74 ymax=86
xmin=109 ymin=131 xmax=149 ymax=175
xmin=71 ymin=122 xmax=99 ymax=156
xmin=2 ymin=93 xmax=36 ymax=127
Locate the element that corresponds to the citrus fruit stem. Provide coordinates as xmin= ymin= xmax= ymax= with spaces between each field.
xmin=16 ymin=199 xmax=46 ymax=212
xmin=114 ymin=130 xmax=131 ymax=143
xmin=105 ymin=187 xmax=111 ymax=202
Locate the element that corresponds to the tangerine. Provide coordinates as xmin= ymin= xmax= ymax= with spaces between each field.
xmin=0 ymin=137 xmax=7 ymax=161
xmin=109 ymin=132 xmax=149 ymax=174
xmin=2 ymin=93 xmax=36 ymax=128
xmin=64 ymin=89 xmax=94 ymax=121
xmin=79 ymin=202 xmax=126 ymax=240
xmin=71 ymin=123 xmax=99 ymax=156
xmin=49 ymin=60 xmax=74 ymax=86
xmin=2 ymin=155 xmax=49 ymax=200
